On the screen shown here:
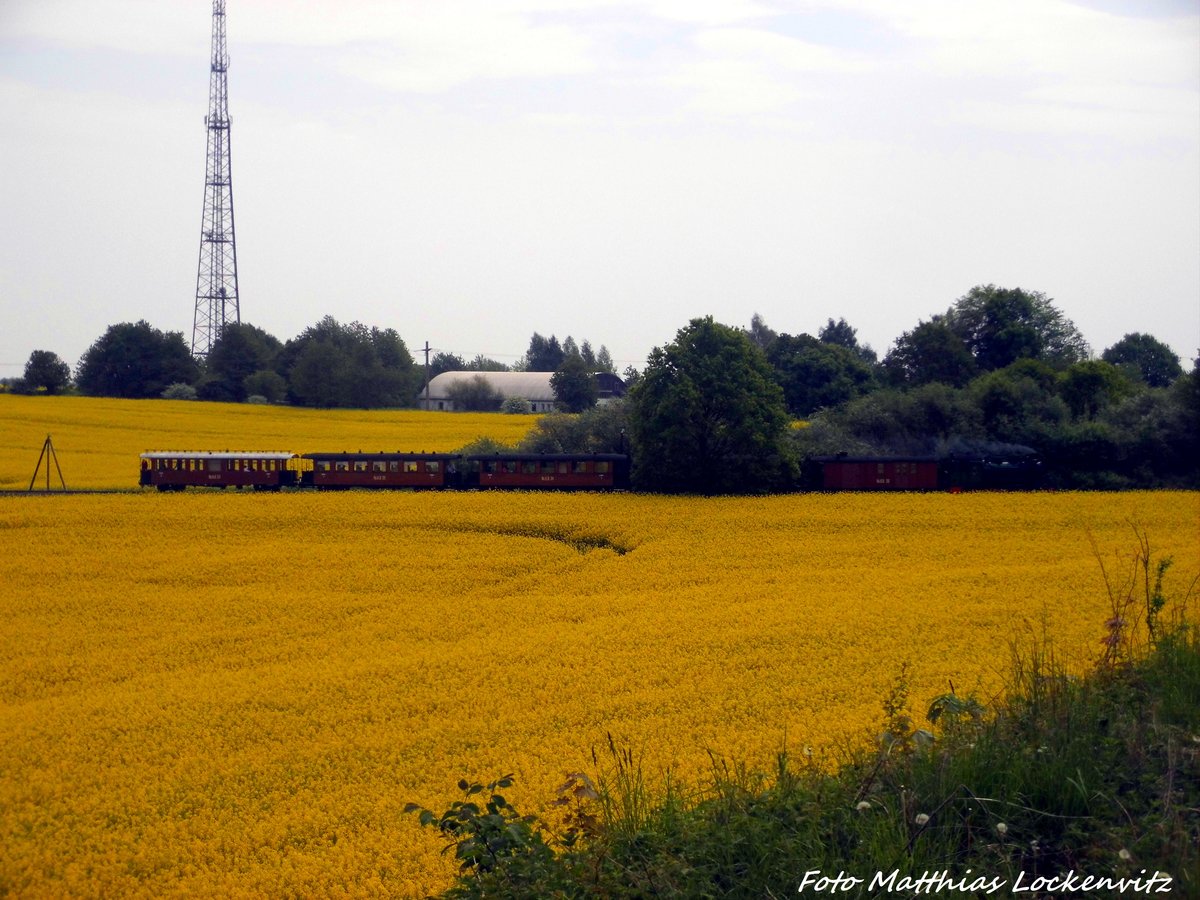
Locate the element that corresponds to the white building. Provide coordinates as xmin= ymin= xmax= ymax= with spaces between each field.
xmin=420 ymin=371 xmax=557 ymax=412
xmin=420 ymin=370 xmax=627 ymax=412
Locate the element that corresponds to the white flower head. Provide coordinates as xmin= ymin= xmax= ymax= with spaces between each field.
xmin=996 ymin=822 xmax=1008 ymax=836
xmin=1119 ymin=848 xmax=1132 ymax=861
xmin=855 ymin=801 xmax=871 ymax=812
xmin=914 ymin=813 xmax=930 ymax=826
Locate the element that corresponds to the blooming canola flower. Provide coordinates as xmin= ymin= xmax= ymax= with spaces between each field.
xmin=0 ymin=478 xmax=1196 ymax=895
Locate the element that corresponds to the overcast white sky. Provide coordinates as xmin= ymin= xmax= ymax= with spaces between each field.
xmin=1 ymin=0 xmax=1197 ymax=376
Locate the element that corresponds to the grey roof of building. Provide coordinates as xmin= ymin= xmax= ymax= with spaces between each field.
xmin=425 ymin=371 xmax=556 ymax=401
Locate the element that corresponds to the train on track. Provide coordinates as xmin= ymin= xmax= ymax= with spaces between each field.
xmin=139 ymin=447 xmax=1043 ymax=493
xmin=139 ymin=450 xmax=631 ymax=491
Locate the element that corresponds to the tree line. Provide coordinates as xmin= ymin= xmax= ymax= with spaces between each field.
xmin=497 ymin=285 xmax=1197 ymax=492
xmin=6 ymin=319 xmax=618 ymax=411
xmin=8 ymin=284 xmax=1196 ymax=491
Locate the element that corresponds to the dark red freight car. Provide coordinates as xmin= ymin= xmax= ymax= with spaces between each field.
xmin=301 ymin=452 xmax=460 ymax=489
xmin=140 ymin=451 xmax=298 ymax=491
xmin=813 ymin=456 xmax=939 ymax=491
xmin=465 ymin=453 xmax=629 ymax=490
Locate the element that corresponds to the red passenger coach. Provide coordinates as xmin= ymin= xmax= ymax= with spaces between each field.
xmin=465 ymin=453 xmax=629 ymax=490
xmin=301 ymin=452 xmax=460 ymax=489
xmin=140 ymin=451 xmax=298 ymax=491
xmin=813 ymin=456 xmax=939 ymax=491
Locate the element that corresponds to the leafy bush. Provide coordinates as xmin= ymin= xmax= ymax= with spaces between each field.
xmin=161 ymin=383 xmax=198 ymax=401
xmin=500 ymin=397 xmax=533 ymax=414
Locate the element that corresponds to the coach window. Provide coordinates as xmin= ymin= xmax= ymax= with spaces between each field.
xmin=503 ymin=461 xmax=517 ymax=474
xmin=335 ymin=461 xmax=350 ymax=472
xmin=541 ymin=461 xmax=556 ymax=474
xmin=353 ymin=461 xmax=368 ymax=472
xmin=573 ymin=461 xmax=588 ymax=474
xmin=373 ymin=461 xmax=387 ymax=473
xmin=522 ymin=461 xmax=537 ymax=475
xmin=318 ymin=461 xmax=331 ymax=472
xmin=402 ymin=461 xmax=418 ymax=473
xmin=595 ymin=461 xmax=611 ymax=474
xmin=389 ymin=461 xmax=400 ymax=472
xmin=426 ymin=461 xmax=440 ymax=474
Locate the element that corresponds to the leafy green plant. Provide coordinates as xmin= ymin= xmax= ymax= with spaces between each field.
xmin=404 ymin=775 xmax=553 ymax=878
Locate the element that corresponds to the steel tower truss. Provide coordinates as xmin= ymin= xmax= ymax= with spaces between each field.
xmin=192 ymin=0 xmax=240 ymax=358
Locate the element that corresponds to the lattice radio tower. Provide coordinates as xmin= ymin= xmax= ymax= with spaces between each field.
xmin=192 ymin=0 xmax=240 ymax=358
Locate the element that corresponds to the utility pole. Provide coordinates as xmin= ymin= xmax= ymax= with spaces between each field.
xmin=191 ymin=0 xmax=240 ymax=359
xmin=421 ymin=342 xmax=432 ymax=409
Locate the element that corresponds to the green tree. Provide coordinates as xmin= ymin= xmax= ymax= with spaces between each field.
xmin=445 ymin=374 xmax=504 ymax=411
xmin=767 ymin=333 xmax=876 ymax=417
xmin=629 ymin=317 xmax=795 ymax=494
xmin=76 ymin=321 xmax=199 ymax=399
xmin=815 ymin=384 xmax=981 ymax=455
xmin=595 ymin=345 xmax=616 ymax=374
xmin=523 ymin=333 xmax=566 ymax=371
xmin=22 ymin=350 xmax=72 ymax=394
xmin=243 ymin=369 xmax=286 ymax=402
xmin=968 ymin=361 xmax=1067 ymax=442
xmin=944 ymin=285 xmax=1089 ymax=371
xmin=746 ymin=313 xmax=778 ymax=352
xmin=282 ymin=317 xmax=419 ymax=408
xmin=201 ymin=322 xmax=282 ymax=402
xmin=550 ymin=354 xmax=599 ymax=412
xmin=818 ymin=317 xmax=876 ymax=362
xmin=883 ymin=319 xmax=977 ymax=388
xmin=469 ymin=354 xmax=510 ymax=372
xmin=1059 ymin=360 xmax=1135 ymax=419
xmin=430 ymin=352 xmax=467 ymax=378
xmin=1101 ymin=333 xmax=1183 ymax=388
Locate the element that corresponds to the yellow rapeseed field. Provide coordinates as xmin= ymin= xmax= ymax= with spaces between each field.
xmin=1 ymin=488 xmax=1197 ymax=897
xmin=0 ymin=395 xmax=536 ymax=490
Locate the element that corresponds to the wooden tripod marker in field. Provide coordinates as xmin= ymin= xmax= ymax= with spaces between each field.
xmin=28 ymin=434 xmax=67 ymax=492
